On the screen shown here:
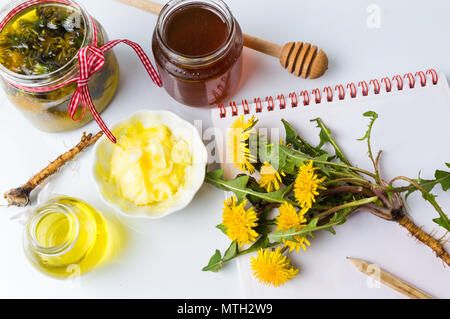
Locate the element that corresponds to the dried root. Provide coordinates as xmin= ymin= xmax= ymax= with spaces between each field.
xmin=438 ymin=232 xmax=450 ymax=245
xmin=4 ymin=132 xmax=103 ymax=207
xmin=360 ymin=192 xmax=450 ymax=267
xmin=398 ymin=215 xmax=450 ymax=267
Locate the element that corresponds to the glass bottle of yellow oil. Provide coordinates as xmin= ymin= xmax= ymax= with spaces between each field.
xmin=23 ymin=197 xmax=109 ymax=278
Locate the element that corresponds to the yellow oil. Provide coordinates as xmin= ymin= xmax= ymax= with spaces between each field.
xmin=25 ymin=197 xmax=109 ymax=279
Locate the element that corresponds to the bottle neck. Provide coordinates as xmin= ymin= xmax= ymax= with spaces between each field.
xmin=26 ymin=202 xmax=80 ymax=256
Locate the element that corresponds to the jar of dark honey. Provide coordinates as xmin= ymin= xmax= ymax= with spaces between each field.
xmin=152 ymin=0 xmax=243 ymax=107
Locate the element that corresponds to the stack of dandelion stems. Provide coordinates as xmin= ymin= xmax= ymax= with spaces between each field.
xmin=204 ymin=112 xmax=450 ymax=287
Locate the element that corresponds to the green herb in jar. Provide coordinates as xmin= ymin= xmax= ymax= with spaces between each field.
xmin=0 ymin=3 xmax=85 ymax=76
xmin=0 ymin=1 xmax=120 ymax=133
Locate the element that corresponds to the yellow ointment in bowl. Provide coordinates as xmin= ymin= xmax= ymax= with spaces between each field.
xmin=92 ymin=110 xmax=207 ymax=219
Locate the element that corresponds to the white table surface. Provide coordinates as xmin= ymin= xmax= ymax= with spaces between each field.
xmin=1 ymin=0 xmax=449 ymax=299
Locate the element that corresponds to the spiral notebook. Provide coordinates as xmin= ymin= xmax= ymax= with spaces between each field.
xmin=210 ymin=69 xmax=450 ymax=298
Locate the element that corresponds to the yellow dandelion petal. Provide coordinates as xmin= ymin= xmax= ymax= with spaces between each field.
xmin=275 ymin=202 xmax=303 ymax=230
xmin=259 ymin=162 xmax=284 ymax=192
xmin=294 ymin=160 xmax=326 ymax=210
xmin=222 ymin=197 xmax=259 ymax=246
xmin=250 ymin=247 xmax=299 ymax=287
xmin=275 ymin=202 xmax=310 ymax=253
xmin=222 ymin=196 xmax=237 ymax=215
xmin=283 ymin=235 xmax=311 ymax=253
xmin=228 ymin=115 xmax=258 ymax=174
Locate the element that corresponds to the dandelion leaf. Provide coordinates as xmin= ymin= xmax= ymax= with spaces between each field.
xmin=311 ymin=117 xmax=351 ymax=166
xmin=358 ymin=111 xmax=378 ymax=142
xmin=282 ymin=119 xmax=328 ymax=157
xmin=202 ymin=250 xmax=223 ymax=272
xmin=205 ymin=169 xmax=249 ymax=203
xmin=216 ymin=224 xmax=227 ymax=235
xmin=241 ymin=235 xmax=271 ymax=255
xmin=223 ymin=242 xmax=238 ymax=262
xmin=205 ymin=169 xmax=290 ymax=204
xmin=435 ymin=163 xmax=450 ymax=191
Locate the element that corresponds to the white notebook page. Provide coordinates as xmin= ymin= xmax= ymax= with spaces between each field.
xmin=210 ymin=71 xmax=450 ymax=298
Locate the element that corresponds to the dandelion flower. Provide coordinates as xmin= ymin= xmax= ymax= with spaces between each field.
xmin=294 ymin=160 xmax=326 ymax=210
xmin=222 ymin=196 xmax=237 ymax=215
xmin=250 ymin=247 xmax=299 ymax=287
xmin=228 ymin=115 xmax=258 ymax=174
xmin=259 ymin=162 xmax=285 ymax=192
xmin=275 ymin=202 xmax=311 ymax=253
xmin=222 ymin=197 xmax=259 ymax=246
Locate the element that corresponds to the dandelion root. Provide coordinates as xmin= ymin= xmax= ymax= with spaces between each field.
xmin=398 ymin=215 xmax=450 ymax=266
xmin=4 ymin=131 xmax=103 ymax=207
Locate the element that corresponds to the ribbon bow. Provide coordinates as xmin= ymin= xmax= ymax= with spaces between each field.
xmin=69 ymin=39 xmax=162 ymax=143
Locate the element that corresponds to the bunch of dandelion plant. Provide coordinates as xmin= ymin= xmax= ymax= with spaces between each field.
xmin=203 ymin=112 xmax=450 ymax=287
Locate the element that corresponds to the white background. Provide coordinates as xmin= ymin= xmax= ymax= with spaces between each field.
xmin=1 ymin=0 xmax=449 ymax=298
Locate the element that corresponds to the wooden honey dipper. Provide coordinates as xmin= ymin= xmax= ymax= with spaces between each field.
xmin=117 ymin=0 xmax=329 ymax=79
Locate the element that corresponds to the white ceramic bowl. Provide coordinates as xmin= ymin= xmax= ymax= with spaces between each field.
xmin=92 ymin=110 xmax=207 ymax=219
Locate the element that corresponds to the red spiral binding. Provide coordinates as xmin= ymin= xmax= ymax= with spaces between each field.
xmin=218 ymin=103 xmax=226 ymax=118
xmin=404 ymin=73 xmax=415 ymax=88
xmin=335 ymin=85 xmax=345 ymax=100
xmin=370 ymin=79 xmax=381 ymax=94
xmin=358 ymin=81 xmax=369 ymax=96
xmin=217 ymin=69 xmax=439 ymax=118
xmin=381 ymin=77 xmax=392 ymax=92
xmin=230 ymin=101 xmax=238 ymax=116
xmin=289 ymin=92 xmax=298 ymax=107
xmin=255 ymin=97 xmax=262 ymax=113
xmin=312 ymin=89 xmax=321 ymax=103
xmin=427 ymin=69 xmax=438 ymax=85
xmin=278 ymin=94 xmax=286 ymax=109
xmin=242 ymin=99 xmax=250 ymax=114
xmin=392 ymin=75 xmax=403 ymax=90
xmin=300 ymin=90 xmax=310 ymax=106
xmin=415 ymin=71 xmax=427 ymax=87
xmin=347 ymin=83 xmax=357 ymax=98
xmin=266 ymin=96 xmax=275 ymax=111
xmin=323 ymin=86 xmax=333 ymax=102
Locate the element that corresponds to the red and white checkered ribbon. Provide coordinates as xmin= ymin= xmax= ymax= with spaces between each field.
xmin=0 ymin=0 xmax=162 ymax=143
xmin=67 ymin=39 xmax=162 ymax=143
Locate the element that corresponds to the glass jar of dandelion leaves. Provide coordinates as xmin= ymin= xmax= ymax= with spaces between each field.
xmin=0 ymin=0 xmax=119 ymax=132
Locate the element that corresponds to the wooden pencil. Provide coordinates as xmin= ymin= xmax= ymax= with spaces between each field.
xmin=347 ymin=257 xmax=434 ymax=299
